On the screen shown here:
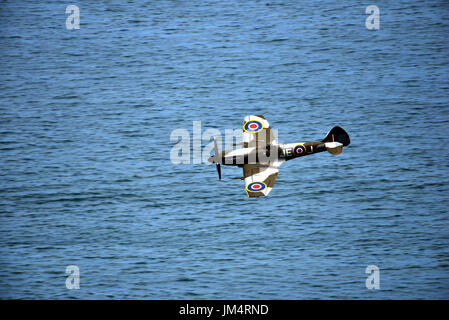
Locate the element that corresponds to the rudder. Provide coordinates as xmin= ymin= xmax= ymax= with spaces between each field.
xmin=322 ymin=126 xmax=350 ymax=147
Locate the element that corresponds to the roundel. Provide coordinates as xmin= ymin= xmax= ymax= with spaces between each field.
xmin=243 ymin=120 xmax=263 ymax=133
xmin=293 ymin=144 xmax=306 ymax=155
xmin=246 ymin=181 xmax=267 ymax=192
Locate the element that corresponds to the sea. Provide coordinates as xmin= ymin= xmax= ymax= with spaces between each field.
xmin=0 ymin=0 xmax=448 ymax=299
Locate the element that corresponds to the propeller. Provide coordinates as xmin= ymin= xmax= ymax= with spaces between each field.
xmin=213 ymin=137 xmax=221 ymax=180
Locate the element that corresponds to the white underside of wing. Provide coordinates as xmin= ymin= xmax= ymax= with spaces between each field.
xmin=224 ymin=147 xmax=256 ymax=157
xmin=242 ymin=115 xmax=273 ymax=146
xmin=243 ymin=160 xmax=284 ymax=197
xmin=241 ymin=115 xmax=282 ymax=197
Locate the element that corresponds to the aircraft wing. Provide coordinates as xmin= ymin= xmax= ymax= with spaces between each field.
xmin=243 ymin=161 xmax=283 ymax=197
xmin=242 ymin=115 xmax=276 ymax=150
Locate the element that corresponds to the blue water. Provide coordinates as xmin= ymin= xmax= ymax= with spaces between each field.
xmin=0 ymin=0 xmax=448 ymax=299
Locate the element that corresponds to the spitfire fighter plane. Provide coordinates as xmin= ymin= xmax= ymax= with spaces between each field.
xmin=208 ymin=115 xmax=350 ymax=197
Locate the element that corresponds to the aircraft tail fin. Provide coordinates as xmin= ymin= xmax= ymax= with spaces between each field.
xmin=322 ymin=126 xmax=350 ymax=146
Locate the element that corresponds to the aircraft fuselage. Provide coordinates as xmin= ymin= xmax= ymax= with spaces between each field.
xmin=214 ymin=141 xmax=329 ymax=166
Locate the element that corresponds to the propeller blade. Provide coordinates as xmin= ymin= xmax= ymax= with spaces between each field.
xmin=213 ymin=137 xmax=221 ymax=180
xmin=216 ymin=163 xmax=221 ymax=180
xmin=213 ymin=137 xmax=219 ymax=161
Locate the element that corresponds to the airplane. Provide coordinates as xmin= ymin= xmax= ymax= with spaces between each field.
xmin=208 ymin=115 xmax=350 ymax=197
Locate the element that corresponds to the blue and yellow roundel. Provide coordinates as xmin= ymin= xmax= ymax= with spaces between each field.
xmin=293 ymin=144 xmax=306 ymax=155
xmin=246 ymin=181 xmax=267 ymax=192
xmin=243 ymin=120 xmax=263 ymax=133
